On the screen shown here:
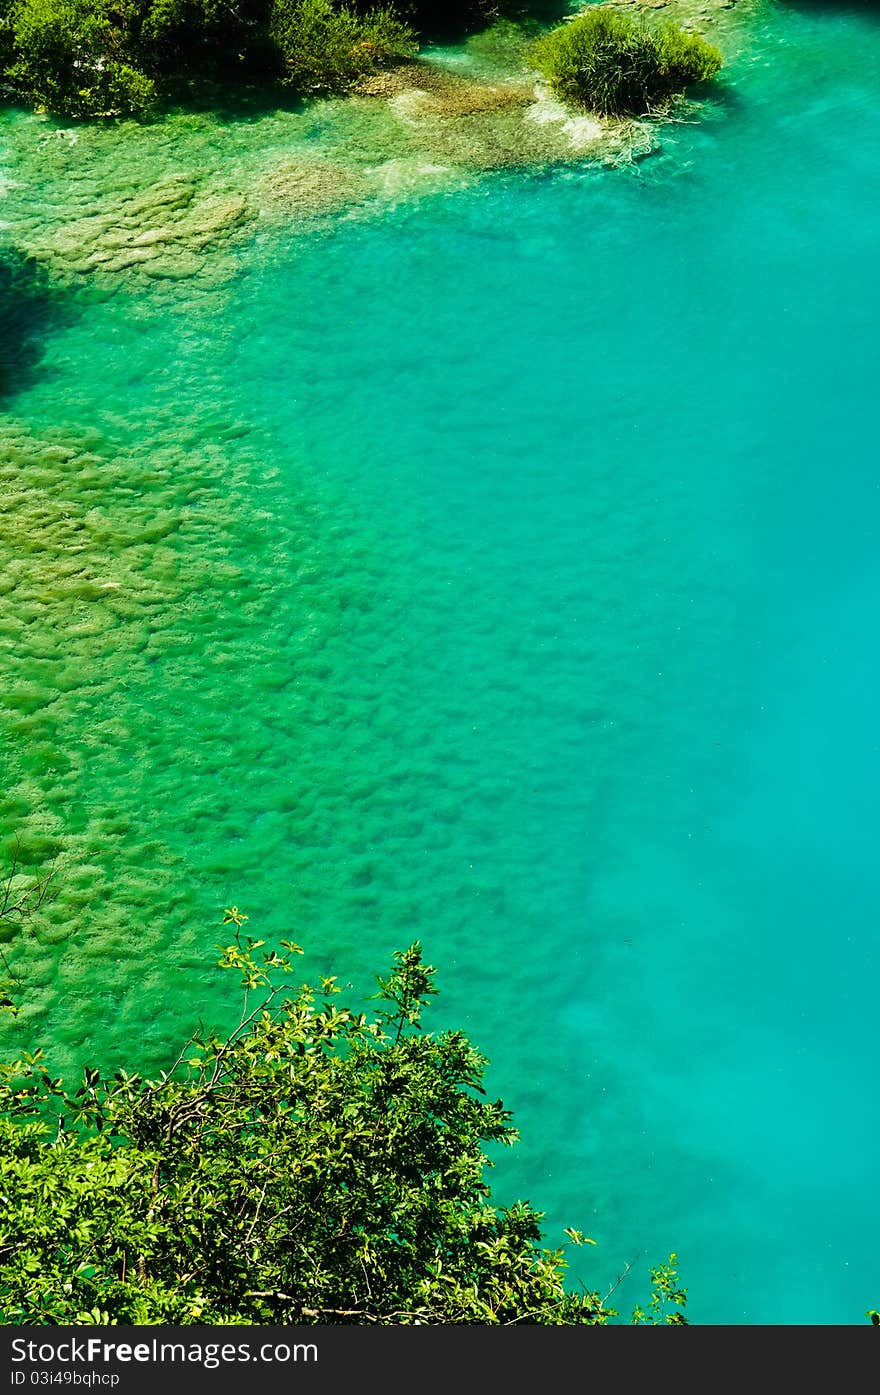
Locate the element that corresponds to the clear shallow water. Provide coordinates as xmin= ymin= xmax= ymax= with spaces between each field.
xmin=1 ymin=0 xmax=879 ymax=1324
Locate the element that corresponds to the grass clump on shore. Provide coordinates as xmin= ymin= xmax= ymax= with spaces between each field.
xmin=270 ymin=0 xmax=416 ymax=94
xmin=529 ymin=6 xmax=722 ymax=117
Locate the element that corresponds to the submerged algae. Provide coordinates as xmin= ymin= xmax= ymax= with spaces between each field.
xmin=0 ymin=5 xmax=745 ymax=1063
xmin=0 ymin=320 xmax=381 ymax=1063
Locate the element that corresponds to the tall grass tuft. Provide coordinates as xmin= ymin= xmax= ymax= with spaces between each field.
xmin=529 ymin=6 xmax=722 ymax=117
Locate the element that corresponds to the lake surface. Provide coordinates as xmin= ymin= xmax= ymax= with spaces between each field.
xmin=1 ymin=0 xmax=878 ymax=1323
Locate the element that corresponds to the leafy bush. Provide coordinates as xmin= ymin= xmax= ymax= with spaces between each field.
xmin=528 ymin=6 xmax=722 ymax=117
xmin=0 ymin=921 xmax=688 ymax=1324
xmin=0 ymin=0 xmax=15 ymax=72
xmin=0 ymin=0 xmax=417 ymax=113
xmin=270 ymin=0 xmax=416 ymax=93
xmin=7 ymin=0 xmax=156 ymax=115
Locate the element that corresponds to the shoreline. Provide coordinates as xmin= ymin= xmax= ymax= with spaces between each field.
xmin=0 ymin=2 xmax=747 ymax=288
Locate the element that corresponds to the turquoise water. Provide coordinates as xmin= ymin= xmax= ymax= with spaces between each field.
xmin=2 ymin=0 xmax=879 ymax=1324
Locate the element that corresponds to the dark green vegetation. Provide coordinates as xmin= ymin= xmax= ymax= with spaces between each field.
xmin=0 ymin=0 xmax=514 ymax=116
xmin=0 ymin=0 xmax=420 ymax=115
xmin=528 ymin=6 xmax=722 ymax=116
xmin=0 ymin=913 xmax=689 ymax=1324
xmin=0 ymin=0 xmax=722 ymax=120
xmin=270 ymin=0 xmax=416 ymax=94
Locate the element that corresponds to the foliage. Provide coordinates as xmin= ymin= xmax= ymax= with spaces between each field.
xmin=528 ymin=5 xmax=722 ymax=117
xmin=0 ymin=918 xmax=684 ymax=1324
xmin=631 ymin=1253 xmax=688 ymax=1325
xmin=6 ymin=0 xmax=156 ymax=115
xmin=0 ymin=0 xmax=530 ymax=114
xmin=0 ymin=0 xmax=15 ymax=71
xmin=0 ymin=0 xmax=417 ymax=114
xmin=269 ymin=0 xmax=416 ymax=93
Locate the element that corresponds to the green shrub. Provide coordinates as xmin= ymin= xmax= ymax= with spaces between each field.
xmin=0 ymin=929 xmax=690 ymax=1324
xmin=0 ymin=0 xmax=416 ymax=113
xmin=7 ymin=0 xmax=156 ymax=115
xmin=270 ymin=0 xmax=417 ymax=93
xmin=528 ymin=5 xmax=722 ymax=117
xmin=0 ymin=0 xmax=15 ymax=73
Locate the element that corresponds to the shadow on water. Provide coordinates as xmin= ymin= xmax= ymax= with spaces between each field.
xmin=0 ymin=82 xmax=310 ymax=129
xmin=151 ymin=74 xmax=309 ymax=124
xmin=0 ymin=247 xmax=72 ymax=406
xmin=693 ymin=76 xmax=745 ymax=114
